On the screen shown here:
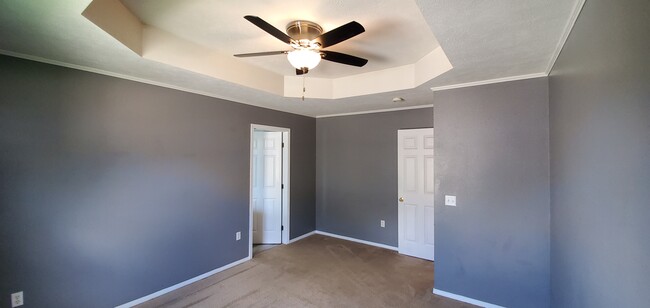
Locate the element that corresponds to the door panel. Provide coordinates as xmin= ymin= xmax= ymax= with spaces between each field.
xmin=405 ymin=204 xmax=417 ymax=241
xmin=424 ymin=156 xmax=435 ymax=193
xmin=404 ymin=136 xmax=418 ymax=149
xmin=398 ymin=128 xmax=434 ymax=260
xmin=425 ymin=205 xmax=435 ymax=245
xmin=263 ymin=199 xmax=276 ymax=231
xmin=263 ymin=155 xmax=275 ymax=187
xmin=405 ymin=156 xmax=418 ymax=192
xmin=424 ymin=135 xmax=434 ymax=149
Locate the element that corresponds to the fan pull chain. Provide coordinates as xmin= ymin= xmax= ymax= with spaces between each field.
xmin=302 ymin=75 xmax=306 ymax=101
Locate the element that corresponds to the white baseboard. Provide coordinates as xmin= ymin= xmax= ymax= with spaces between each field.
xmin=115 ymin=256 xmax=251 ymax=308
xmin=314 ymin=231 xmax=398 ymax=251
xmin=288 ymin=231 xmax=316 ymax=243
xmin=433 ymin=289 xmax=505 ymax=308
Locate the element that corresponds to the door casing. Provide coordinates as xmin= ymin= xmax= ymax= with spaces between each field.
xmin=249 ymin=124 xmax=290 ymax=258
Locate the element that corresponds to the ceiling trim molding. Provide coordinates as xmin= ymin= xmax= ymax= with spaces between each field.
xmin=545 ymin=0 xmax=587 ymax=74
xmin=316 ymin=104 xmax=433 ymax=119
xmin=0 ymin=49 xmax=312 ymax=118
xmin=430 ymin=73 xmax=547 ymax=92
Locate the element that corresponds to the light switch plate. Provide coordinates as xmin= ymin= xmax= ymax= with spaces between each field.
xmin=235 ymin=231 xmax=241 ymax=241
xmin=380 ymin=220 xmax=385 ymax=228
xmin=445 ymin=195 xmax=457 ymax=206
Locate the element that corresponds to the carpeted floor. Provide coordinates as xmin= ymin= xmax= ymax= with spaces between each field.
xmin=136 ymin=234 xmax=476 ymax=307
xmin=253 ymin=244 xmax=279 ymax=255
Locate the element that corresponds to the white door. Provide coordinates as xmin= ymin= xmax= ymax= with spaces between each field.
xmin=252 ymin=131 xmax=283 ymax=244
xmin=398 ymin=128 xmax=435 ymax=260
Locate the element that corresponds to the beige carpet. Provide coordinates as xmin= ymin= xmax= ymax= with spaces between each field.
xmin=253 ymin=244 xmax=279 ymax=255
xmin=136 ymin=234 xmax=476 ymax=308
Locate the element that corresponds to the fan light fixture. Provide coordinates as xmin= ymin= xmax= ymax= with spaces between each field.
xmin=287 ymin=49 xmax=322 ymax=70
xmin=235 ymin=16 xmax=367 ymax=76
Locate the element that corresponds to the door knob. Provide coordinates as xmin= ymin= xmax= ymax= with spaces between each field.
xmin=399 ymin=197 xmax=404 ymax=202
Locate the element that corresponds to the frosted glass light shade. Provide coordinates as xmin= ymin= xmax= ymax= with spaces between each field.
xmin=287 ymin=49 xmax=321 ymax=70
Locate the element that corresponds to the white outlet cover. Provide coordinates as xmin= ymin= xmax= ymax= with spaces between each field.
xmin=380 ymin=220 xmax=385 ymax=228
xmin=445 ymin=195 xmax=457 ymax=206
xmin=11 ymin=291 xmax=24 ymax=307
xmin=235 ymin=232 xmax=241 ymax=241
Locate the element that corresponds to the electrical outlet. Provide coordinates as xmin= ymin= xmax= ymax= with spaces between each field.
xmin=11 ymin=291 xmax=23 ymax=307
xmin=445 ymin=195 xmax=457 ymax=206
xmin=235 ymin=231 xmax=241 ymax=241
xmin=380 ymin=220 xmax=385 ymax=228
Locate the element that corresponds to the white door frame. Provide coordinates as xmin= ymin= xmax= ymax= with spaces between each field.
xmin=249 ymin=124 xmax=290 ymax=258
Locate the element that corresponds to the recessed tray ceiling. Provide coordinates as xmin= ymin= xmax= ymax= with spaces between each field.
xmin=84 ymin=0 xmax=453 ymax=100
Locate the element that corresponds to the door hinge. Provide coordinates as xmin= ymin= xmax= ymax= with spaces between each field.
xmin=281 ymin=225 xmax=284 ymax=231
xmin=282 ymin=142 xmax=285 ymax=148
xmin=281 ymin=184 xmax=284 ymax=189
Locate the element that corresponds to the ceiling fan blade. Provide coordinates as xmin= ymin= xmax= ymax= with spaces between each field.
xmin=315 ymin=21 xmax=365 ymax=48
xmin=244 ymin=15 xmax=293 ymax=45
xmin=234 ymin=51 xmax=289 ymax=57
xmin=321 ymin=50 xmax=368 ymax=67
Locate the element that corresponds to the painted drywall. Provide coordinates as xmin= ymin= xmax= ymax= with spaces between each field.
xmin=548 ymin=0 xmax=650 ymax=306
xmin=433 ymin=78 xmax=550 ymax=307
xmin=315 ymin=108 xmax=433 ymax=246
xmin=0 ymin=55 xmax=315 ymax=307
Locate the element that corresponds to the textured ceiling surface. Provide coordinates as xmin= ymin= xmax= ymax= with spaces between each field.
xmin=0 ymin=0 xmax=580 ymax=117
xmin=416 ymin=0 xmax=578 ymax=86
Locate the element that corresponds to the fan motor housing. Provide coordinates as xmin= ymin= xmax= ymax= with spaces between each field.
xmin=286 ymin=20 xmax=323 ymax=41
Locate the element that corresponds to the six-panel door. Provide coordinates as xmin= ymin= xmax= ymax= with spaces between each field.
xmin=398 ymin=128 xmax=434 ymax=260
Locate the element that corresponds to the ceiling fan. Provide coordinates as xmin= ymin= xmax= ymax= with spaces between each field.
xmin=234 ymin=15 xmax=368 ymax=75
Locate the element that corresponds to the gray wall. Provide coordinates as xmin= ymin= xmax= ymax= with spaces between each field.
xmin=316 ymin=109 xmax=433 ymax=246
xmin=434 ymin=78 xmax=550 ymax=307
xmin=549 ymin=0 xmax=650 ymax=306
xmin=0 ymin=55 xmax=315 ymax=307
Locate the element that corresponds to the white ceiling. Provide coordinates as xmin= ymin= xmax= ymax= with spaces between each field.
xmin=0 ymin=0 xmax=582 ymax=117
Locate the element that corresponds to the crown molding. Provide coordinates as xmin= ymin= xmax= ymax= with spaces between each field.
xmin=545 ymin=0 xmax=587 ymax=74
xmin=316 ymin=104 xmax=433 ymax=118
xmin=430 ymin=73 xmax=547 ymax=92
